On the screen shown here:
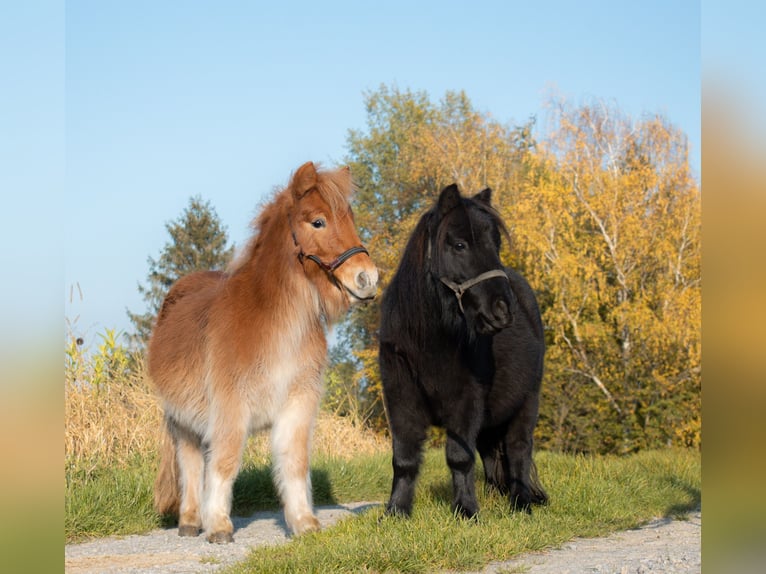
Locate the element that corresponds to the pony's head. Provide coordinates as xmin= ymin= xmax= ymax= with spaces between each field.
xmin=288 ymin=162 xmax=378 ymax=309
xmin=428 ymin=183 xmax=515 ymax=335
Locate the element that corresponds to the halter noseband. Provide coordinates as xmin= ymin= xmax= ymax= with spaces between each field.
xmin=299 ymin=245 xmax=369 ymax=273
xmin=426 ymin=235 xmax=509 ymax=314
xmin=439 ymin=269 xmax=509 ymax=314
xmin=292 ymin=226 xmax=370 ymax=300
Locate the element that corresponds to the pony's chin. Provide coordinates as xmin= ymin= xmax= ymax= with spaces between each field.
xmin=342 ymin=285 xmax=377 ymax=303
xmin=471 ymin=313 xmax=513 ymax=336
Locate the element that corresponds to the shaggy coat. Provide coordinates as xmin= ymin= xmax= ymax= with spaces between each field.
xmin=148 ymin=162 xmax=377 ymax=543
xmin=379 ymin=184 xmax=547 ymax=519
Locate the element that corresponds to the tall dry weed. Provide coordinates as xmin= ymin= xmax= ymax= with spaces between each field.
xmin=65 ymin=337 xmax=387 ymax=470
xmin=65 ymin=353 xmax=163 ymax=469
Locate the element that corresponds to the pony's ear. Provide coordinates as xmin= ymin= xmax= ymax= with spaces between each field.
xmin=337 ymin=165 xmax=352 ymax=188
xmin=291 ymin=161 xmax=318 ymax=199
xmin=474 ymin=187 xmax=493 ymax=205
xmin=437 ymin=184 xmax=461 ymax=216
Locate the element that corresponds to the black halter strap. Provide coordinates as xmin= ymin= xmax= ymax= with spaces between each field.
xmin=301 ymin=245 xmax=369 ymax=272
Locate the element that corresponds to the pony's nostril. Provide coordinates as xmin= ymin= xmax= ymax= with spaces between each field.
xmin=494 ymin=300 xmax=511 ymax=322
xmin=356 ymin=271 xmax=370 ymax=290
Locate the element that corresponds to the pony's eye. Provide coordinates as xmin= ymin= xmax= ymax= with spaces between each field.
xmin=454 ymin=241 xmax=466 ymax=252
xmin=311 ymin=218 xmax=326 ymax=229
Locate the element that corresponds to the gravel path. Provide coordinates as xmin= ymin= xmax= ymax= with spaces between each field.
xmin=65 ymin=505 xmax=700 ymax=573
xmin=463 ymin=510 xmax=701 ymax=574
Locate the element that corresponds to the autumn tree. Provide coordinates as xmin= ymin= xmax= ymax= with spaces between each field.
xmin=334 ymin=86 xmax=700 ymax=453
xmin=507 ymin=97 xmax=701 ymax=453
xmin=127 ymin=196 xmax=234 ymax=348
xmin=334 ymin=85 xmax=534 ymax=429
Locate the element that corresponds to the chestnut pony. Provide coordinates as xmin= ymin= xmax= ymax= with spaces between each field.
xmin=148 ymin=162 xmax=378 ymax=543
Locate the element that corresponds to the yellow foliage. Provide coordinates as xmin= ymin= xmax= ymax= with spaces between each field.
xmin=339 ymin=87 xmax=701 ymax=453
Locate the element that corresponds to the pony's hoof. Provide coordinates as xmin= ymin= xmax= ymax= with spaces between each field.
xmin=207 ymin=531 xmax=234 ymax=544
xmin=453 ymin=503 xmax=479 ymax=521
xmin=178 ymin=525 xmax=201 ymax=537
xmin=292 ymin=515 xmax=321 ymax=536
xmin=384 ymin=502 xmax=412 ymax=518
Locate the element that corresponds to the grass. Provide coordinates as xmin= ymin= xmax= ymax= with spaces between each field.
xmin=66 ymin=445 xmax=700 ymax=573
xmin=222 ymin=448 xmax=700 ymax=573
xmin=65 ymin=347 xmax=700 ymax=571
xmin=64 ymin=344 xmax=388 ymax=541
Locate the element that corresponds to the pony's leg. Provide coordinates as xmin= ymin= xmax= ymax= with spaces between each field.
xmin=445 ymin=425 xmax=480 ymax=519
xmin=380 ymin=342 xmax=427 ymax=518
xmin=202 ymin=409 xmax=248 ymax=544
xmin=501 ymin=395 xmax=548 ymax=512
xmin=271 ymin=383 xmax=322 ymax=536
xmin=477 ymin=426 xmax=508 ymax=494
xmin=386 ymin=422 xmax=427 ymax=517
xmin=171 ymin=422 xmax=205 ymax=536
xmin=443 ymin=383 xmax=484 ymax=518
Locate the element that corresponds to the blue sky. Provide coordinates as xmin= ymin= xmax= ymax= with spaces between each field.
xmin=3 ymin=1 xmax=703 ymax=352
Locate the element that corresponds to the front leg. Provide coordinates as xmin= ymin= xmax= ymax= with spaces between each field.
xmin=387 ymin=427 xmax=427 ymax=517
xmin=445 ymin=429 xmax=479 ymax=519
xmin=271 ymin=378 xmax=322 ymax=536
xmin=444 ymin=383 xmax=483 ymax=519
xmin=202 ymin=406 xmax=248 ymax=543
xmin=380 ymin=341 xmax=427 ymax=518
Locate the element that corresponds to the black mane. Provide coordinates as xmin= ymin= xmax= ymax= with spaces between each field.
xmin=378 ymin=183 xmax=548 ymax=520
xmin=381 ymin=193 xmax=510 ymax=348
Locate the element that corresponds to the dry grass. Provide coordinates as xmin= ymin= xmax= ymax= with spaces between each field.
xmin=65 ymin=357 xmax=162 ymax=469
xmin=65 ymin=356 xmax=388 ymax=470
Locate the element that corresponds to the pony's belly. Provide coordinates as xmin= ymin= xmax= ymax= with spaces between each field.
xmin=244 ymin=360 xmax=301 ymax=432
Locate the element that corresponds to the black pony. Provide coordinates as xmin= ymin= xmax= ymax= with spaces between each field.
xmin=379 ymin=183 xmax=548 ymax=519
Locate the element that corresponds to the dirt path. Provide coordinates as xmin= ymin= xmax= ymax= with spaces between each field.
xmin=65 ymin=504 xmax=700 ymax=573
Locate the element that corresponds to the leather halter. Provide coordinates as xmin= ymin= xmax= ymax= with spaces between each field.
xmin=427 ymin=237 xmax=509 ymax=314
xmin=440 ymin=269 xmax=509 ymax=314
xmin=299 ymin=245 xmax=369 ymax=273
xmin=291 ymin=220 xmax=370 ymax=299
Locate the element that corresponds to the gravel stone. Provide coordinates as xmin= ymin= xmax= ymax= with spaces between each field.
xmin=65 ymin=505 xmax=700 ymax=573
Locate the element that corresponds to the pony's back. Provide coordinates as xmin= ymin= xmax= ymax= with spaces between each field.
xmin=148 ymin=270 xmax=224 ymax=396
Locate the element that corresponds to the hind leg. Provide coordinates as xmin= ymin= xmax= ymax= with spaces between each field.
xmin=169 ymin=421 xmax=205 ymax=537
xmin=490 ymin=397 xmax=548 ymax=512
xmin=477 ymin=426 xmax=507 ymax=494
xmin=271 ymin=381 xmax=322 ymax=536
xmin=202 ymin=409 xmax=248 ymax=543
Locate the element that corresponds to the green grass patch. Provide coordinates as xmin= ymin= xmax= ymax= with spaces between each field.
xmin=66 ymin=447 xmax=700 ymax=574
xmin=225 ymin=449 xmax=700 ymax=573
xmin=65 ymin=455 xmax=160 ymax=541
xmin=65 ymin=451 xmax=394 ymax=543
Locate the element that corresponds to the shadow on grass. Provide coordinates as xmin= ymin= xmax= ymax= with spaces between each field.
xmin=664 ymin=475 xmax=701 ymax=519
xmin=232 ymin=501 xmax=379 ymax=537
xmin=427 ymin=480 xmax=453 ymax=507
xmin=159 ymin=465 xmax=338 ymax=528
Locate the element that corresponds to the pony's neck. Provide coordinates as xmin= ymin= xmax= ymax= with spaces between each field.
xmin=233 ymin=199 xmax=320 ymax=324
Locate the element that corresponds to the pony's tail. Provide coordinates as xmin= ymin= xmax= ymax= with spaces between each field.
xmin=529 ymin=458 xmax=549 ymax=506
xmin=154 ymin=418 xmax=180 ymax=516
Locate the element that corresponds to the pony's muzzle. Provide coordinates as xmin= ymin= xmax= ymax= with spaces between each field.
xmin=344 ymin=266 xmax=378 ymax=302
xmin=475 ymin=296 xmax=514 ymax=334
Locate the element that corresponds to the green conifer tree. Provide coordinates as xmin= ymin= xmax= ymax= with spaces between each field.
xmin=127 ymin=196 xmax=234 ymax=348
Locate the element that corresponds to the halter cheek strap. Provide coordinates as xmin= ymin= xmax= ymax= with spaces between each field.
xmin=440 ymin=269 xmax=509 ymax=314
